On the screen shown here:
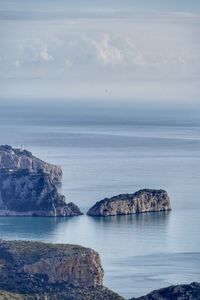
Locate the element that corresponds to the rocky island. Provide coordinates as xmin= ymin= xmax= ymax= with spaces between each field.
xmin=0 ymin=169 xmax=82 ymax=216
xmin=87 ymin=189 xmax=171 ymax=216
xmin=0 ymin=239 xmax=123 ymax=300
xmin=0 ymin=145 xmax=62 ymax=184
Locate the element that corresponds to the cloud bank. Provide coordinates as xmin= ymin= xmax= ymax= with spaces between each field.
xmin=0 ymin=1 xmax=200 ymax=102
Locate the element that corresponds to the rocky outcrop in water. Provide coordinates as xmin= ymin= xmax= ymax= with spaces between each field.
xmin=0 ymin=145 xmax=62 ymax=184
xmin=87 ymin=189 xmax=171 ymax=216
xmin=0 ymin=169 xmax=82 ymax=216
xmin=131 ymin=282 xmax=200 ymax=300
xmin=0 ymin=240 xmax=123 ymax=300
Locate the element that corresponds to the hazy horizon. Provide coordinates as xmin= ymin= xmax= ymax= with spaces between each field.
xmin=0 ymin=0 xmax=200 ymax=103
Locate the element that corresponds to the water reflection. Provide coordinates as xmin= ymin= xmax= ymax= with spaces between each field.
xmin=89 ymin=211 xmax=171 ymax=227
xmin=0 ymin=211 xmax=199 ymax=298
xmin=0 ymin=217 xmax=72 ymax=241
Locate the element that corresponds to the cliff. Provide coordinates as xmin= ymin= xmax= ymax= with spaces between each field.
xmin=0 ymin=240 xmax=123 ymax=300
xmin=0 ymin=169 xmax=82 ymax=217
xmin=87 ymin=189 xmax=171 ymax=216
xmin=0 ymin=145 xmax=62 ymax=184
xmin=131 ymin=282 xmax=200 ymax=300
xmin=0 ymin=240 xmax=198 ymax=300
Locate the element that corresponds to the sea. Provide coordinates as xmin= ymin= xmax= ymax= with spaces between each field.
xmin=0 ymin=100 xmax=199 ymax=298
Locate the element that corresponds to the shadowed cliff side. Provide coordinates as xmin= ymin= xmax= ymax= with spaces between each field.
xmin=0 ymin=169 xmax=82 ymax=216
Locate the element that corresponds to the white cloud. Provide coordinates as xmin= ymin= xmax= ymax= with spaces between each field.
xmin=18 ymin=39 xmax=53 ymax=64
xmin=91 ymin=34 xmax=123 ymax=65
xmin=0 ymin=9 xmax=199 ymax=100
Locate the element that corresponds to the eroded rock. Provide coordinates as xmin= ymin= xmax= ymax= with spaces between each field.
xmin=0 ymin=145 xmax=62 ymax=184
xmin=87 ymin=189 xmax=171 ymax=216
xmin=0 ymin=240 xmax=104 ymax=293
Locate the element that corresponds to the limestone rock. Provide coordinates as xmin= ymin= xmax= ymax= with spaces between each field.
xmin=0 ymin=240 xmax=104 ymax=293
xmin=0 ymin=169 xmax=82 ymax=217
xmin=130 ymin=282 xmax=200 ymax=300
xmin=87 ymin=189 xmax=171 ymax=216
xmin=0 ymin=145 xmax=62 ymax=184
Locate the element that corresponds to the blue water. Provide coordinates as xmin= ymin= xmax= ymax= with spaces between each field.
xmin=0 ymin=103 xmax=200 ymax=298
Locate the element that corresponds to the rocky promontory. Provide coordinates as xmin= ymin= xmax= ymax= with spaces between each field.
xmin=0 ymin=169 xmax=82 ymax=217
xmin=0 ymin=240 xmax=199 ymax=300
xmin=0 ymin=239 xmax=123 ymax=300
xmin=87 ymin=189 xmax=171 ymax=216
xmin=0 ymin=145 xmax=62 ymax=184
xmin=131 ymin=282 xmax=200 ymax=300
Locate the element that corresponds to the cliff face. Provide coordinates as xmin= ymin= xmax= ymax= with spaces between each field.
xmin=0 ymin=240 xmax=104 ymax=293
xmin=0 ymin=240 xmax=198 ymax=300
xmin=131 ymin=282 xmax=200 ymax=300
xmin=0 ymin=145 xmax=62 ymax=184
xmin=87 ymin=189 xmax=171 ymax=216
xmin=0 ymin=169 xmax=82 ymax=217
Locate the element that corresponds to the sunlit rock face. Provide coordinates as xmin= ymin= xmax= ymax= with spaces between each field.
xmin=0 ymin=169 xmax=82 ymax=217
xmin=0 ymin=145 xmax=62 ymax=184
xmin=0 ymin=240 xmax=103 ymax=292
xmin=87 ymin=189 xmax=171 ymax=216
xmin=0 ymin=240 xmax=124 ymax=299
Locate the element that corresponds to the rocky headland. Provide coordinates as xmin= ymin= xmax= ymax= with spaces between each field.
xmin=0 ymin=239 xmax=123 ymax=300
xmin=0 ymin=240 xmax=199 ymax=299
xmin=0 ymin=145 xmax=62 ymax=184
xmin=87 ymin=189 xmax=171 ymax=216
xmin=131 ymin=282 xmax=200 ymax=300
xmin=0 ymin=169 xmax=82 ymax=217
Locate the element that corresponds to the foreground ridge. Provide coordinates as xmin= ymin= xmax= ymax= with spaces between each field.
xmin=0 ymin=240 xmax=199 ymax=299
xmin=0 ymin=239 xmax=123 ymax=300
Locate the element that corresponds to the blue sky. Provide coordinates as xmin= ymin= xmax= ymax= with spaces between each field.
xmin=0 ymin=0 xmax=200 ymax=102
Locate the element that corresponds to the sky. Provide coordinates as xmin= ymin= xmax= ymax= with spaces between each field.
xmin=0 ymin=0 xmax=200 ymax=102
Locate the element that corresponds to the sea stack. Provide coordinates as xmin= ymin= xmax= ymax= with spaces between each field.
xmin=87 ymin=189 xmax=171 ymax=217
xmin=0 ymin=169 xmax=82 ymax=217
xmin=0 ymin=145 xmax=62 ymax=184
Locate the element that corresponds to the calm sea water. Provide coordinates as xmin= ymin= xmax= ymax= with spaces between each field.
xmin=0 ymin=103 xmax=200 ymax=298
